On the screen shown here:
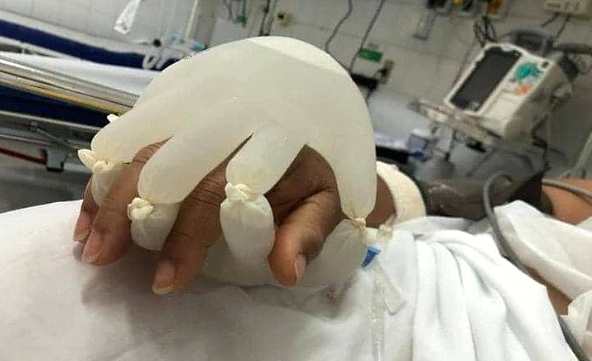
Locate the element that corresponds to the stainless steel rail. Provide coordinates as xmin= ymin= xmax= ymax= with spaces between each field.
xmin=0 ymin=109 xmax=96 ymax=150
xmin=0 ymin=55 xmax=137 ymax=114
xmin=0 ymin=109 xmax=101 ymax=133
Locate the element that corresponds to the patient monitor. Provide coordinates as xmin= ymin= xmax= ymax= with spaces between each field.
xmin=444 ymin=43 xmax=571 ymax=142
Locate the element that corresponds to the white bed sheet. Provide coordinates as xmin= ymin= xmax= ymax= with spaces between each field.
xmin=0 ymin=200 xmax=583 ymax=361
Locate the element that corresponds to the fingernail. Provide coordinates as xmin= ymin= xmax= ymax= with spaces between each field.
xmin=152 ymin=260 xmax=176 ymax=296
xmin=294 ymin=254 xmax=307 ymax=284
xmin=82 ymin=230 xmax=102 ymax=264
xmin=73 ymin=211 xmax=91 ymax=242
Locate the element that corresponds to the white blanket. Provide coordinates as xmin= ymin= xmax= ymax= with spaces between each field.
xmin=0 ymin=201 xmax=582 ymax=360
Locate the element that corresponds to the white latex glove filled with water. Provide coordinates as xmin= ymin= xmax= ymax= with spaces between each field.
xmin=75 ymin=37 xmax=388 ymax=292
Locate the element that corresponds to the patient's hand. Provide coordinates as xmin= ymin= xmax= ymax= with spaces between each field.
xmin=74 ymin=144 xmax=391 ymax=294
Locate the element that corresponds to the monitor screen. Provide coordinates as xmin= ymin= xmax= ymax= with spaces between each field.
xmin=450 ymin=47 xmax=520 ymax=111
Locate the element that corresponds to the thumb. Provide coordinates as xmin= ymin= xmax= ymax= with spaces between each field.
xmin=268 ymin=190 xmax=343 ymax=287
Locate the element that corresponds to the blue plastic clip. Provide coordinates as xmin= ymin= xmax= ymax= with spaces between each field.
xmin=362 ymin=245 xmax=381 ymax=268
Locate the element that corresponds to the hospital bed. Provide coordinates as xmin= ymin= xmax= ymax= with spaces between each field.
xmin=0 ymin=5 xmax=195 ymax=171
xmin=0 ymin=53 xmax=156 ymax=170
xmin=0 ymin=9 xmax=185 ymax=70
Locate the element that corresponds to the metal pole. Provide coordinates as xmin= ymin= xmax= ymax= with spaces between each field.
xmin=0 ymin=109 xmax=101 ymax=134
xmin=0 ymin=55 xmax=137 ymax=114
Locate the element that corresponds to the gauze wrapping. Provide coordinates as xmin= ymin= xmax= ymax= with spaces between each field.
xmin=79 ymin=36 xmax=377 ymax=287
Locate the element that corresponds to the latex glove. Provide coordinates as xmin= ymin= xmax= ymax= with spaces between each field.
xmin=73 ymin=143 xmax=393 ymax=294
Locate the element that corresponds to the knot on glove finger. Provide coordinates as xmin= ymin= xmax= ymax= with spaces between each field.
xmin=78 ymin=149 xmax=99 ymax=169
xmin=225 ymin=183 xmax=258 ymax=203
xmin=78 ymin=149 xmax=122 ymax=173
xmin=353 ymin=217 xmax=366 ymax=229
xmin=351 ymin=217 xmax=376 ymax=246
xmin=127 ymin=197 xmax=154 ymax=221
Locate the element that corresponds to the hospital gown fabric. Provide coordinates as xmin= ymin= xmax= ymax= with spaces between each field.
xmin=0 ymin=200 xmax=584 ymax=361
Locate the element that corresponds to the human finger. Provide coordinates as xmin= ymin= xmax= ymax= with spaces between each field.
xmin=152 ymin=174 xmax=226 ymax=295
xmin=73 ymin=180 xmax=98 ymax=243
xmin=82 ymin=144 xmax=161 ymax=265
xmin=268 ymin=189 xmax=343 ymax=286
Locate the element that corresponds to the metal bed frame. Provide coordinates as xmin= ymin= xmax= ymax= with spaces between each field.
xmin=0 ymin=55 xmax=137 ymax=169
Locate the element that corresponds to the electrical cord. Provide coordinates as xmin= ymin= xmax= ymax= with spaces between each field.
xmin=452 ymin=12 xmax=509 ymax=84
xmin=483 ymin=173 xmax=591 ymax=361
xmin=531 ymin=112 xmax=558 ymax=169
xmin=348 ymin=0 xmax=386 ymax=72
xmin=542 ymin=179 xmax=592 ymax=199
xmin=554 ymin=43 xmax=592 ymax=55
xmin=555 ymin=15 xmax=572 ymax=40
xmin=473 ymin=15 xmax=498 ymax=47
xmin=541 ymin=12 xmax=560 ymax=28
xmin=324 ymin=0 xmax=354 ymax=59
xmin=451 ymin=38 xmax=478 ymax=85
xmin=483 ymin=173 xmax=528 ymax=272
xmin=258 ymin=0 xmax=271 ymax=35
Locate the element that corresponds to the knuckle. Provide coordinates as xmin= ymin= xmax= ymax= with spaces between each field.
xmin=184 ymin=177 xmax=226 ymax=209
xmin=132 ymin=143 xmax=162 ymax=165
xmin=184 ymin=190 xmax=223 ymax=210
xmin=309 ymin=195 xmax=340 ymax=221
xmin=94 ymin=197 xmax=126 ymax=233
xmin=101 ymin=191 xmax=124 ymax=213
xmin=168 ymin=227 xmax=214 ymax=253
xmin=167 ymin=228 xmax=194 ymax=250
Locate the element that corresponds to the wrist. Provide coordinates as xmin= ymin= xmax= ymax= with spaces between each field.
xmin=368 ymin=162 xmax=427 ymax=228
xmin=366 ymin=175 xmax=395 ymax=228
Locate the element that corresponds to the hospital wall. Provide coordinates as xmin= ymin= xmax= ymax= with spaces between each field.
xmin=2 ymin=0 xmax=590 ymax=173
xmin=206 ymin=0 xmax=592 ymax=172
xmin=0 ymin=0 xmax=212 ymax=43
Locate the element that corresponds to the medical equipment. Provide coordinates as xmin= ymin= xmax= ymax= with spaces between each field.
xmin=444 ymin=43 xmax=571 ymax=142
xmin=422 ymin=23 xmax=592 ymax=147
xmin=410 ymin=22 xmax=592 ymax=180
xmin=0 ymin=53 xmax=146 ymax=170
xmin=115 ymin=0 xmax=205 ymax=69
xmin=137 ymin=36 xmax=204 ymax=70
xmin=0 ymin=10 xmax=183 ymax=70
xmin=508 ymin=29 xmax=556 ymax=56
xmin=484 ymin=173 xmax=591 ymax=361
xmin=544 ymin=0 xmax=592 ymax=17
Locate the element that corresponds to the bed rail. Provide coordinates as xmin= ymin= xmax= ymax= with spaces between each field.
xmin=0 ymin=55 xmax=136 ymax=114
